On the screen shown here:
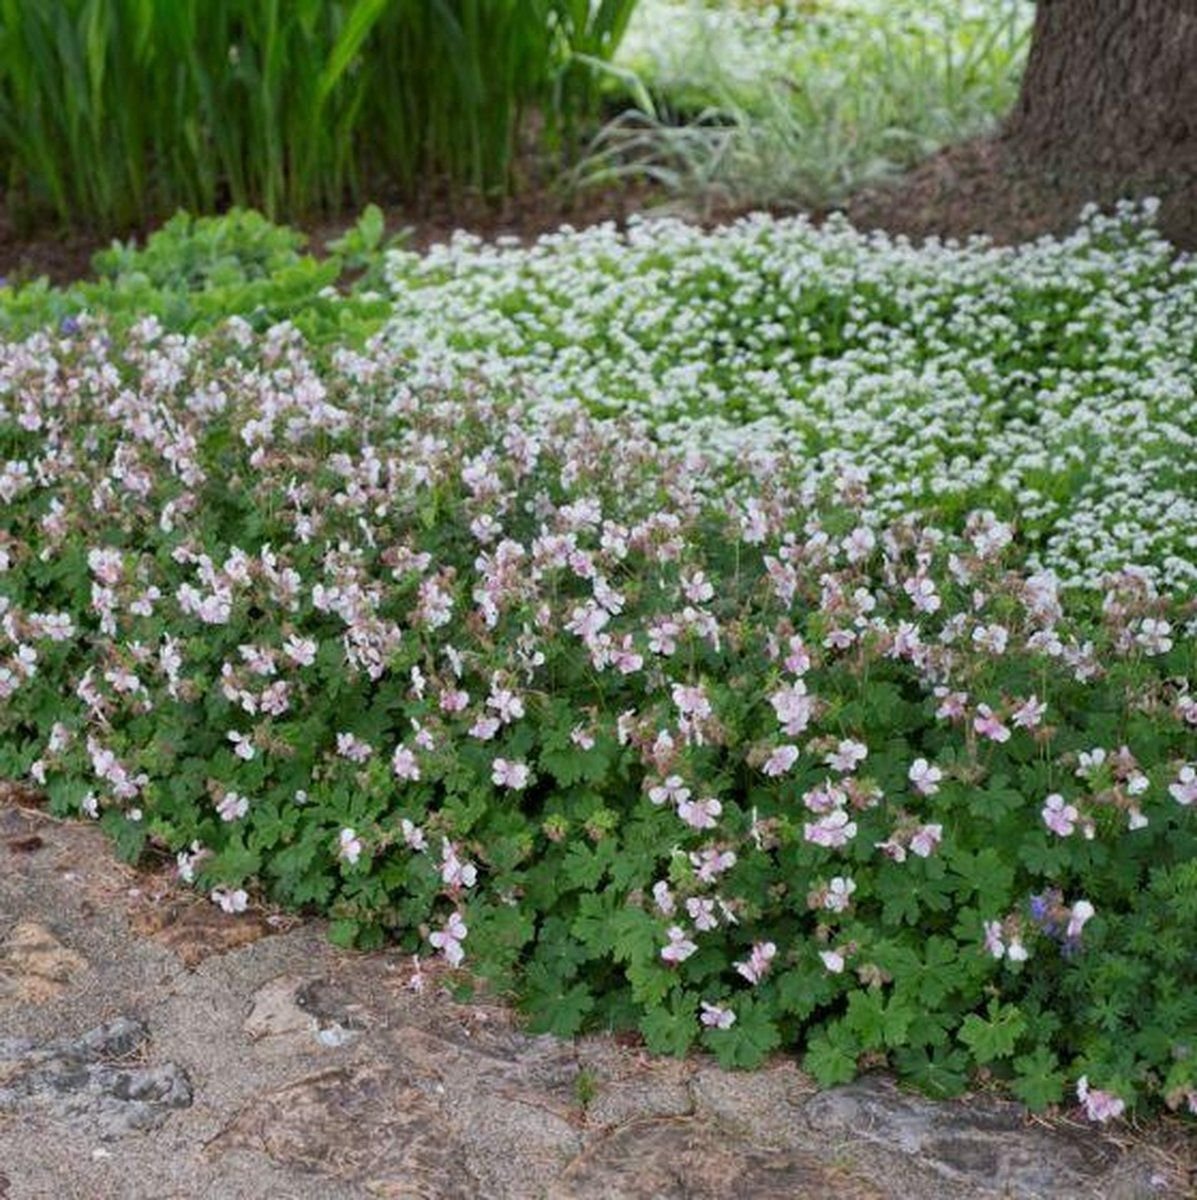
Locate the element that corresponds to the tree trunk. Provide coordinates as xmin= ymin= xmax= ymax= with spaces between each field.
xmin=1004 ymin=0 xmax=1197 ymax=179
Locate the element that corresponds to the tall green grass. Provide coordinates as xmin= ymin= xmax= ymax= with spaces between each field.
xmin=0 ymin=0 xmax=639 ymax=233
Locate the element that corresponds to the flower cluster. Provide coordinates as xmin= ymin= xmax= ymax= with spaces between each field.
xmin=1 ymin=276 xmax=1194 ymax=1120
xmin=382 ymin=204 xmax=1197 ymax=593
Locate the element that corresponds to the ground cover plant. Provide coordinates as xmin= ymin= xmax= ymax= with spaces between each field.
xmin=381 ymin=204 xmax=1197 ymax=596
xmin=1 ymin=252 xmax=1195 ymax=1123
xmin=0 ymin=208 xmax=395 ymax=347
xmin=594 ymin=0 xmax=1032 ymax=209
xmin=0 ymin=0 xmax=639 ymax=233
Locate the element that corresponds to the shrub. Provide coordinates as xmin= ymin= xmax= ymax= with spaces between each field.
xmin=1 ymin=317 xmax=1195 ymax=1119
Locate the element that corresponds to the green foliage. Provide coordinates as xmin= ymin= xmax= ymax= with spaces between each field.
xmin=589 ymin=0 xmax=1032 ymax=210
xmin=2 ymin=205 xmax=1196 ymax=1125
xmin=0 ymin=208 xmax=392 ymax=346
xmin=0 ymin=0 xmax=641 ymax=233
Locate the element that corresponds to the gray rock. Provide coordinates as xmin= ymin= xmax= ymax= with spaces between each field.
xmin=0 ymin=1017 xmax=192 ymax=1138
xmin=804 ymin=1076 xmax=1118 ymax=1198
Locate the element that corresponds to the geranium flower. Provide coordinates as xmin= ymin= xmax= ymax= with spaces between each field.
xmin=700 ymin=1001 xmax=736 ymax=1029
xmin=908 ymin=758 xmax=942 ymax=795
xmin=491 ymin=757 xmax=530 ymax=790
xmin=734 ymin=941 xmax=776 ymax=985
xmin=430 ymin=912 xmax=468 ymax=967
xmin=1076 ymin=1076 xmax=1125 ymax=1123
xmin=661 ymin=925 xmax=697 ymax=965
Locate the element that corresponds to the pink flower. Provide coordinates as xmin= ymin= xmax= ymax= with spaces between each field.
xmin=819 ymin=949 xmax=846 ymax=974
xmin=770 ymin=682 xmax=813 ymax=736
xmin=934 ymin=688 xmax=968 ymax=720
xmin=1170 ymin=765 xmax=1197 ymax=806
xmin=983 ymin=920 xmax=1006 ymax=958
xmin=649 ymin=775 xmax=690 ymax=807
xmin=1042 ymin=793 xmax=1078 ymax=836
xmin=825 ymin=739 xmax=868 ymax=773
xmin=908 ymin=758 xmax=942 ymax=795
xmin=904 ymin=575 xmax=940 ymax=614
xmin=685 ymin=897 xmax=718 ymax=931
xmin=1011 ymin=696 xmax=1047 ymax=729
xmin=972 ymin=623 xmax=1009 ymax=654
xmin=401 ymin=818 xmax=427 ymax=852
xmin=1076 ymin=1076 xmax=1125 ymax=1123
xmin=440 ymin=839 xmax=477 ymax=889
xmin=734 ymin=941 xmax=777 ymax=985
xmin=336 ymin=732 xmax=373 ymax=762
xmin=1136 ymin=618 xmax=1173 ymax=655
xmin=491 ymin=757 xmax=530 ymax=790
xmin=909 ymin=823 xmax=943 ymax=858
xmin=661 ymin=925 xmax=697 ymax=965
xmin=486 ymin=685 xmax=525 ymax=724
xmin=691 ymin=848 xmax=737 ymax=883
xmin=1066 ymin=899 xmax=1095 ymax=942
xmin=227 ymin=730 xmax=255 ymax=761
xmin=469 ymin=715 xmax=501 ymax=741
xmin=823 ymin=876 xmax=856 ymax=913
xmin=672 ymin=683 xmax=711 ymax=720
xmin=700 ymin=1001 xmax=736 ymax=1029
xmin=430 ymin=911 xmax=468 ymax=967
xmin=763 ymin=745 xmax=799 ymax=776
xmin=804 ymin=809 xmax=857 ymax=849
xmin=392 ymin=744 xmax=421 ymax=781
xmin=216 ymin=791 xmax=249 ymax=822
xmin=678 ymin=795 xmax=722 ymax=830
xmin=652 ymin=880 xmax=675 ymax=915
xmin=282 ymin=634 xmax=317 ymax=666
xmin=784 ymin=635 xmax=811 ymax=675
xmin=973 ymin=704 xmax=1010 ymax=743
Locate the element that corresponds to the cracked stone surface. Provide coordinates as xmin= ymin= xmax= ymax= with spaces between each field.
xmin=0 ymin=1018 xmax=192 ymax=1138
xmin=0 ymin=921 xmax=86 ymax=1008
xmin=1 ymin=800 xmax=1193 ymax=1200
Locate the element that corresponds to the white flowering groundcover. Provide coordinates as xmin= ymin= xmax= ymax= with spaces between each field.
xmin=1 ymin=207 xmax=1195 ymax=1121
xmin=384 ymin=205 xmax=1197 ymax=595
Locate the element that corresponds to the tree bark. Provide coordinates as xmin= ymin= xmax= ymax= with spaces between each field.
xmin=1004 ymin=0 xmax=1197 ymax=178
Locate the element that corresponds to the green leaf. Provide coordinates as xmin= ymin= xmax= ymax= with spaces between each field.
xmin=707 ymin=998 xmax=781 ymax=1069
xmin=959 ymin=1000 xmax=1026 ymax=1064
xmin=328 ymin=918 xmax=360 ymax=948
xmin=1011 ymin=1046 xmax=1066 ymax=1110
xmin=804 ymin=1025 xmax=859 ymax=1086
xmin=639 ymin=991 xmax=698 ymax=1056
xmin=893 ymin=1046 xmax=970 ymax=1099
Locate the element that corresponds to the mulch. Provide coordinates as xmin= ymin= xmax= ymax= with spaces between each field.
xmin=3 ymin=134 xmax=1195 ymax=286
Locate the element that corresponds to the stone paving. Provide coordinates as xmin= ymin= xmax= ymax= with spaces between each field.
xmin=1 ymin=800 xmax=1193 ymax=1200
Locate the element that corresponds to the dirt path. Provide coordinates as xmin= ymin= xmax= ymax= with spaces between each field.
xmin=1 ymin=801 xmax=1191 ymax=1199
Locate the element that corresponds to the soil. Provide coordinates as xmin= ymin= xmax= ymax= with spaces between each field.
xmin=3 ymin=131 xmax=1196 ymax=287
xmin=845 ymin=134 xmax=1197 ymax=250
xmin=0 ymin=178 xmax=677 ymax=287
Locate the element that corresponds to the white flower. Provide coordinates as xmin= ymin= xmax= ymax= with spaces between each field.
xmin=908 ymin=758 xmax=942 ymax=795
xmin=338 ymin=828 xmax=363 ymax=866
xmin=661 ymin=925 xmax=697 ymax=965
xmin=211 ymin=887 xmax=248 ymax=915
xmin=700 ymin=1001 xmax=736 ymax=1029
xmin=819 ymin=949 xmax=846 ymax=974
xmin=430 ymin=912 xmax=468 ymax=966
xmin=1169 ymin=765 xmax=1197 ymax=806
xmin=217 ymin=791 xmax=249 ymax=822
xmin=491 ymin=757 xmax=530 ymax=790
xmin=825 ymin=739 xmax=867 ymax=773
